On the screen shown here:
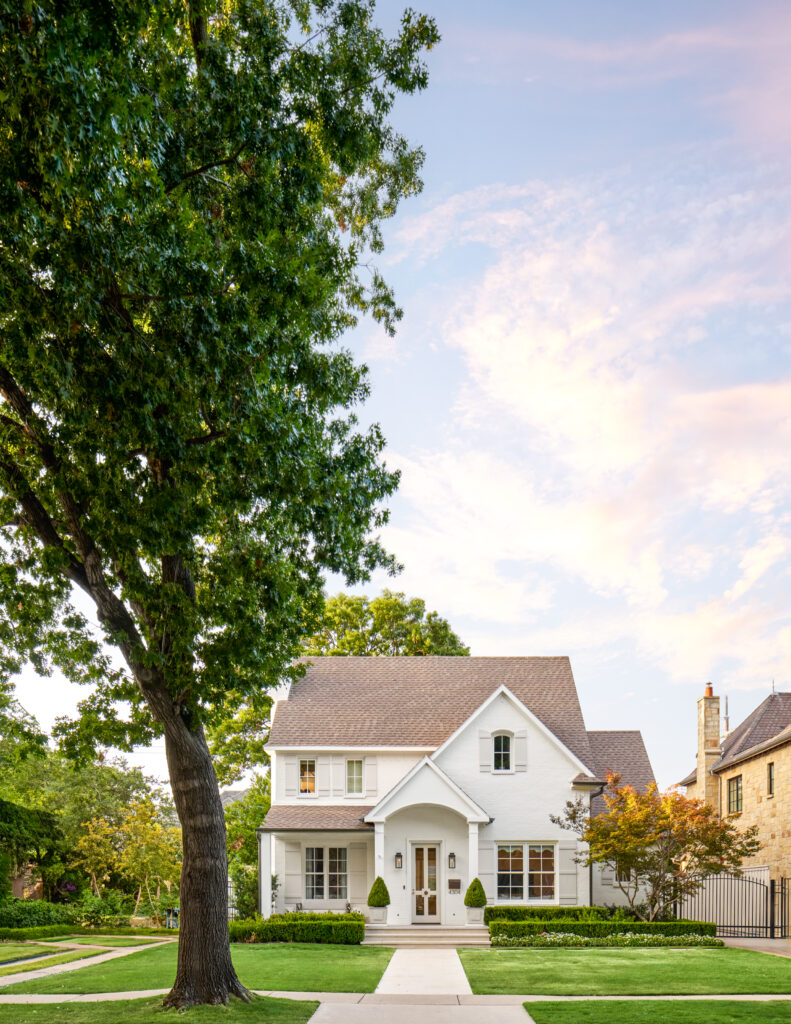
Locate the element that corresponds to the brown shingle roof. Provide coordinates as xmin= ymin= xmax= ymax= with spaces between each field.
xmin=587 ymin=730 xmax=656 ymax=814
xmin=260 ymin=805 xmax=374 ymax=831
xmin=714 ymin=692 xmax=791 ymax=770
xmin=269 ymin=656 xmax=596 ymax=771
xmin=681 ymin=692 xmax=791 ymax=785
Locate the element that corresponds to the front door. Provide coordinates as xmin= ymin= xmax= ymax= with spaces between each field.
xmin=411 ymin=844 xmax=440 ymax=923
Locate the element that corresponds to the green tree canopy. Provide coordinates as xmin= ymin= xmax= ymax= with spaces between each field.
xmin=0 ymin=0 xmax=437 ymax=1005
xmin=304 ymin=590 xmax=470 ymax=656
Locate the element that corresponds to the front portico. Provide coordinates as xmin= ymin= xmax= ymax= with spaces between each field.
xmin=365 ymin=756 xmax=490 ymax=926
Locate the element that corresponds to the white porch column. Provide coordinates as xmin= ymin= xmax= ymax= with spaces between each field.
xmin=374 ymin=821 xmax=385 ymax=879
xmin=258 ymin=831 xmax=272 ymax=918
xmin=468 ymin=822 xmax=479 ymax=882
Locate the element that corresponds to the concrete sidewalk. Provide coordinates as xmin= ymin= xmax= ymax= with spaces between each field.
xmin=375 ymin=949 xmax=472 ymax=995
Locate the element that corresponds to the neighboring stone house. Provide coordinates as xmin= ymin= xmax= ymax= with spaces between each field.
xmin=680 ymin=684 xmax=791 ymax=881
xmin=257 ymin=656 xmax=655 ymax=923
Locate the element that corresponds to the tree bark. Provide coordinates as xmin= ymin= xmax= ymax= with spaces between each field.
xmin=162 ymin=714 xmax=250 ymax=1007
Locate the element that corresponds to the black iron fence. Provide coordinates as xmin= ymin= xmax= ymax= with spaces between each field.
xmin=677 ymin=873 xmax=789 ymax=938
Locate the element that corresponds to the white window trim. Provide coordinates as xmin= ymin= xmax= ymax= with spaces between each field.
xmin=298 ymin=757 xmax=318 ymax=799
xmin=345 ymin=758 xmax=364 ymax=797
xmin=304 ymin=845 xmax=349 ymax=901
xmin=495 ymin=841 xmax=558 ymax=902
xmin=492 ymin=731 xmax=514 ymax=774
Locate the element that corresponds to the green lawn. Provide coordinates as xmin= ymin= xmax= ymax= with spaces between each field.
xmin=0 ymin=995 xmax=318 ymax=1023
xmin=0 ymin=943 xmax=65 ymax=964
xmin=0 ymin=949 xmax=105 ymax=978
xmin=527 ymin=1001 xmax=791 ymax=1024
xmin=459 ymin=948 xmax=791 ymax=995
xmin=5 ymin=942 xmax=394 ymax=994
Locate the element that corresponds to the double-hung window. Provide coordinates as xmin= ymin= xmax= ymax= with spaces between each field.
xmin=768 ymin=762 xmax=775 ymax=797
xmin=497 ymin=843 xmax=556 ymax=900
xmin=497 ymin=845 xmax=523 ymax=899
xmin=493 ymin=734 xmax=511 ymax=772
xmin=346 ymin=759 xmax=363 ymax=795
xmin=728 ymin=774 xmax=743 ymax=813
xmin=299 ymin=759 xmax=316 ymax=795
xmin=305 ymin=847 xmax=347 ymax=900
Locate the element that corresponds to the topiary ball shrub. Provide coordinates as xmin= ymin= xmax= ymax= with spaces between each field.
xmin=367 ymin=876 xmax=390 ymax=907
xmin=464 ymin=878 xmax=487 ymax=908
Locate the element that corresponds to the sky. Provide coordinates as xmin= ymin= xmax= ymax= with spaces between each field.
xmin=14 ymin=0 xmax=791 ymax=790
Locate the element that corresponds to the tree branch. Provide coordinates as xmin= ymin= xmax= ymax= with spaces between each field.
xmin=165 ymin=146 xmax=244 ymax=194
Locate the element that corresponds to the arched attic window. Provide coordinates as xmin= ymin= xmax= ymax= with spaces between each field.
xmin=493 ymin=731 xmax=512 ymax=772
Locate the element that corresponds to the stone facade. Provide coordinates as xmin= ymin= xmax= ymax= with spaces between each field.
xmin=696 ymin=691 xmax=721 ymax=810
xmin=719 ymin=745 xmax=791 ymax=880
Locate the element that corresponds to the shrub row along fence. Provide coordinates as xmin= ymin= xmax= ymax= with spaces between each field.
xmin=488 ymin=919 xmax=717 ymax=939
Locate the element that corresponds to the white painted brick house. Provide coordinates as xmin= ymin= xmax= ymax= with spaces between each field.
xmin=257 ymin=656 xmax=654 ymax=924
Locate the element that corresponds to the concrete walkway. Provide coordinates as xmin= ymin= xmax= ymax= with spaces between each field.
xmin=375 ymin=949 xmax=472 ymax=995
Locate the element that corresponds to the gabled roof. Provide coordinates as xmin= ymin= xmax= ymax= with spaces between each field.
xmin=587 ymin=730 xmax=656 ymax=814
xmin=268 ymin=656 xmax=596 ymax=769
xmin=679 ymin=692 xmax=791 ymax=785
xmin=364 ymin=756 xmax=490 ymax=824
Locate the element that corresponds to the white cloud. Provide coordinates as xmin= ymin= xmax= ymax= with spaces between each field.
xmin=377 ymin=165 xmax=791 ymax=689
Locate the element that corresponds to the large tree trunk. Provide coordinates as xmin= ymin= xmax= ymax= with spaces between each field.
xmin=162 ymin=716 xmax=249 ymax=1007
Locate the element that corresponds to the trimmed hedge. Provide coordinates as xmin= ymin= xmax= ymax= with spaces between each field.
xmin=488 ymin=919 xmax=717 ymax=939
xmin=0 ymin=924 xmax=178 ymax=941
xmin=483 ymin=905 xmax=608 ymax=924
xmin=464 ymin=878 xmax=487 ymax=908
xmin=367 ymin=876 xmax=390 ymax=907
xmin=491 ymin=931 xmax=724 ymax=948
xmin=230 ymin=912 xmax=365 ymax=945
xmin=0 ymin=899 xmax=79 ymax=928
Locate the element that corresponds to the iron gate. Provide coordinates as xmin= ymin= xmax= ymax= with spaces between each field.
xmin=678 ymin=873 xmax=789 ymax=938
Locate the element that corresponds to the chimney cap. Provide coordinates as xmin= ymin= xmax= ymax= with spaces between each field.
xmin=704 ymin=683 xmax=714 ymax=697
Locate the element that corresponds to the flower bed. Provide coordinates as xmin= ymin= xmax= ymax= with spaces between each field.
xmin=491 ymin=930 xmax=724 ymax=948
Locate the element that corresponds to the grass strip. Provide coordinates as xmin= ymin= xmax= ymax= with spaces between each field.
xmin=39 ymin=936 xmax=166 ymax=947
xmin=0 ymin=949 xmax=104 ymax=978
xmin=0 ymin=994 xmax=318 ymax=1023
xmin=0 ymin=944 xmax=65 ymax=964
xmin=527 ymin=1000 xmax=791 ymax=1023
xmin=459 ymin=948 xmax=791 ymax=995
xmin=5 ymin=941 xmax=395 ymax=994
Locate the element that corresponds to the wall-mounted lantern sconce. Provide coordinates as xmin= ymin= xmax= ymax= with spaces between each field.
xmin=448 ymin=852 xmax=456 ymax=870
xmin=394 ymin=852 xmax=403 ymax=869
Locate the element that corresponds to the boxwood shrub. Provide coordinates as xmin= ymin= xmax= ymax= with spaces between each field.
xmin=0 ymin=899 xmax=79 ymax=928
xmin=0 ymin=924 xmax=178 ymax=941
xmin=230 ymin=911 xmax=365 ymax=945
xmin=483 ymin=905 xmax=608 ymax=924
xmin=488 ymin=919 xmax=716 ymax=939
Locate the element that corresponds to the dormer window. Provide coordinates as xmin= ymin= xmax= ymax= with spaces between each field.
xmin=493 ymin=733 xmax=512 ymax=772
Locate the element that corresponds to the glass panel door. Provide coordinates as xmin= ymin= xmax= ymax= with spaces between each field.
xmin=411 ymin=845 xmax=440 ymax=923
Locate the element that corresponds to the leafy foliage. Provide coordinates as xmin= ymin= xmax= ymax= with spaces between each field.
xmin=367 ymin=876 xmax=390 ymax=907
xmin=464 ymin=877 xmax=487 ymax=908
xmin=304 ymin=590 xmax=470 ymax=656
xmin=551 ymin=772 xmax=762 ymax=921
xmin=229 ymin=912 xmax=364 ymax=944
xmin=0 ymin=0 xmax=437 ymax=1001
xmin=490 ymin=932 xmax=723 ymax=948
xmin=489 ymin=920 xmax=717 ymax=939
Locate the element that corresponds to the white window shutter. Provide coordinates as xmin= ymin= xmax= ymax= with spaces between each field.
xmin=558 ymin=842 xmax=578 ymax=904
xmin=317 ymin=755 xmax=330 ymax=797
xmin=348 ymin=842 xmax=367 ymax=903
xmin=364 ymin=758 xmax=377 ymax=796
xmin=479 ymin=730 xmax=492 ymax=772
xmin=514 ymin=730 xmax=527 ymax=772
xmin=284 ymin=842 xmax=302 ymax=902
xmin=331 ymin=757 xmax=344 ymax=797
xmin=284 ymin=756 xmax=298 ymax=797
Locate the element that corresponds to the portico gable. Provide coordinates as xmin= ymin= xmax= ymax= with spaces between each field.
xmin=364 ymin=756 xmax=490 ymax=825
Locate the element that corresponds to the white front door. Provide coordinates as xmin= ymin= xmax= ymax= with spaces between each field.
xmin=411 ymin=844 xmax=440 ymax=923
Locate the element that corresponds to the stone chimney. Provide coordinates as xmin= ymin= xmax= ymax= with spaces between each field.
xmin=697 ymin=683 xmax=721 ymax=811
